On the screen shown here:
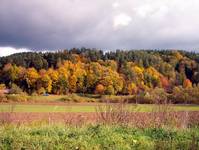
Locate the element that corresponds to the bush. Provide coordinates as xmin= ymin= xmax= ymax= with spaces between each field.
xmin=0 ymin=93 xmax=7 ymax=102
xmin=105 ymin=85 xmax=115 ymax=95
xmin=9 ymin=84 xmax=23 ymax=94
xmin=171 ymin=86 xmax=199 ymax=104
xmin=59 ymin=94 xmax=96 ymax=103
xmin=0 ymin=84 xmax=6 ymax=90
xmin=37 ymin=87 xmax=46 ymax=95
xmin=149 ymin=88 xmax=168 ymax=104
xmin=131 ymin=88 xmax=168 ymax=104
xmin=134 ymin=93 xmax=152 ymax=104
xmin=31 ymin=92 xmax=38 ymax=96
xmin=6 ymin=94 xmax=28 ymax=102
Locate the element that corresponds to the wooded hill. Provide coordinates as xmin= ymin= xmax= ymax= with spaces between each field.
xmin=0 ymin=49 xmax=199 ymax=103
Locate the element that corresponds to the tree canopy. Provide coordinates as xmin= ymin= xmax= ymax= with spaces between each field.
xmin=0 ymin=49 xmax=199 ymax=103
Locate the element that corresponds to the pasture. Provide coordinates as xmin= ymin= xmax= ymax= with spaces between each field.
xmin=0 ymin=103 xmax=199 ymax=112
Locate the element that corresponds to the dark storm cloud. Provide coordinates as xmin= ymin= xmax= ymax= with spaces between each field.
xmin=0 ymin=0 xmax=199 ymax=53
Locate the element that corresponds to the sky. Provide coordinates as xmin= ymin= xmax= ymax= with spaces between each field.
xmin=0 ymin=0 xmax=199 ymax=56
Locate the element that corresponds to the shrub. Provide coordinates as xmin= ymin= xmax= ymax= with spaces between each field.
xmin=31 ymin=92 xmax=38 ymax=96
xmin=149 ymin=88 xmax=168 ymax=104
xmin=131 ymin=88 xmax=168 ymax=104
xmin=0 ymin=84 xmax=6 ymax=90
xmin=0 ymin=93 xmax=7 ymax=102
xmin=171 ymin=86 xmax=199 ymax=104
xmin=59 ymin=94 xmax=96 ymax=103
xmin=9 ymin=84 xmax=23 ymax=94
xmin=105 ymin=85 xmax=115 ymax=95
xmin=6 ymin=94 xmax=28 ymax=102
xmin=37 ymin=87 xmax=46 ymax=95
xmin=134 ymin=92 xmax=152 ymax=104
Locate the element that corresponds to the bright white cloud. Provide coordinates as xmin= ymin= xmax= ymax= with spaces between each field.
xmin=113 ymin=13 xmax=132 ymax=29
xmin=135 ymin=3 xmax=169 ymax=18
xmin=135 ymin=5 xmax=154 ymax=18
xmin=112 ymin=2 xmax=120 ymax=9
xmin=0 ymin=47 xmax=31 ymax=57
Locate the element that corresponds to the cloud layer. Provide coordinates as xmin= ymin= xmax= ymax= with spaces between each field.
xmin=0 ymin=47 xmax=31 ymax=57
xmin=0 ymin=0 xmax=199 ymax=52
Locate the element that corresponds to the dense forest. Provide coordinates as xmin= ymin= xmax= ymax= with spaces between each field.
xmin=0 ymin=48 xmax=199 ymax=103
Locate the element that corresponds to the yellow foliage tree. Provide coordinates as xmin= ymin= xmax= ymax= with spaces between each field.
xmin=127 ymin=82 xmax=138 ymax=95
xmin=68 ymin=75 xmax=77 ymax=93
xmin=26 ymin=68 xmax=40 ymax=88
xmin=39 ymin=73 xmax=52 ymax=93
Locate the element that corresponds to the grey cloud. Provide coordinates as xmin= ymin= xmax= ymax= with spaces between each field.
xmin=0 ymin=0 xmax=199 ymax=51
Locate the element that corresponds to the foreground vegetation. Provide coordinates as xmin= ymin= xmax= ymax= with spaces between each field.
xmin=0 ymin=102 xmax=198 ymax=149
xmin=0 ymin=49 xmax=199 ymax=104
xmin=0 ymin=124 xmax=198 ymax=150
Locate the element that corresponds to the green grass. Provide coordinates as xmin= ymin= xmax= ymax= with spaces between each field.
xmin=0 ymin=104 xmax=96 ymax=112
xmin=0 ymin=124 xmax=198 ymax=150
xmin=0 ymin=104 xmax=199 ymax=112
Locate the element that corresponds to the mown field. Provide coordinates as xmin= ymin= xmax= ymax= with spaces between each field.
xmin=0 ymin=104 xmax=199 ymax=112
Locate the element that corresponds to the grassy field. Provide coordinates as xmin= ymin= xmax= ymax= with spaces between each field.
xmin=1 ymin=95 xmax=199 ymax=149
xmin=0 ymin=124 xmax=198 ymax=150
xmin=0 ymin=104 xmax=199 ymax=112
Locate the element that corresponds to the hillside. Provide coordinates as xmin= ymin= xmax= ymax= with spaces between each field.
xmin=0 ymin=49 xmax=199 ymax=104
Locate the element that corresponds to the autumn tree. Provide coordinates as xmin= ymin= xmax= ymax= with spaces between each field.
xmin=47 ymin=68 xmax=59 ymax=94
xmin=1 ymin=64 xmax=20 ymax=85
xmin=0 ymin=48 xmax=199 ymax=104
xmin=26 ymin=68 xmax=40 ymax=92
xmin=85 ymin=62 xmax=103 ymax=92
xmin=38 ymin=69 xmax=52 ymax=94
xmin=100 ymin=68 xmax=123 ymax=95
xmin=127 ymin=82 xmax=138 ymax=95
xmin=95 ymin=84 xmax=105 ymax=95
xmin=183 ymin=79 xmax=192 ymax=88
xmin=144 ymin=67 xmax=162 ymax=88
xmin=56 ymin=63 xmax=69 ymax=94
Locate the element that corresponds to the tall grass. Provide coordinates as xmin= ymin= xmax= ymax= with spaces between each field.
xmin=95 ymin=100 xmax=199 ymax=128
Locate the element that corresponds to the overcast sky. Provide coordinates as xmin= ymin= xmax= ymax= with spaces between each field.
xmin=0 ymin=0 xmax=199 ymax=56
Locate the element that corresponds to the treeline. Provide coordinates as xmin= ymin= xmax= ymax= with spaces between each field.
xmin=0 ymin=49 xmax=199 ymax=103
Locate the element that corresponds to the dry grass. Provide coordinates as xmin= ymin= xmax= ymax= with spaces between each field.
xmin=0 ymin=100 xmax=198 ymax=128
xmin=95 ymin=101 xmax=132 ymax=125
xmin=0 ymin=104 xmax=16 ymax=125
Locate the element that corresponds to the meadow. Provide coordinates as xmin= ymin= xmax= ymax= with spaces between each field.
xmin=0 ymin=124 xmax=198 ymax=150
xmin=0 ymin=95 xmax=199 ymax=149
xmin=0 ymin=103 xmax=199 ymax=112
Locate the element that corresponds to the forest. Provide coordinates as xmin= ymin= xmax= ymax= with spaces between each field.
xmin=0 ymin=48 xmax=199 ymax=104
